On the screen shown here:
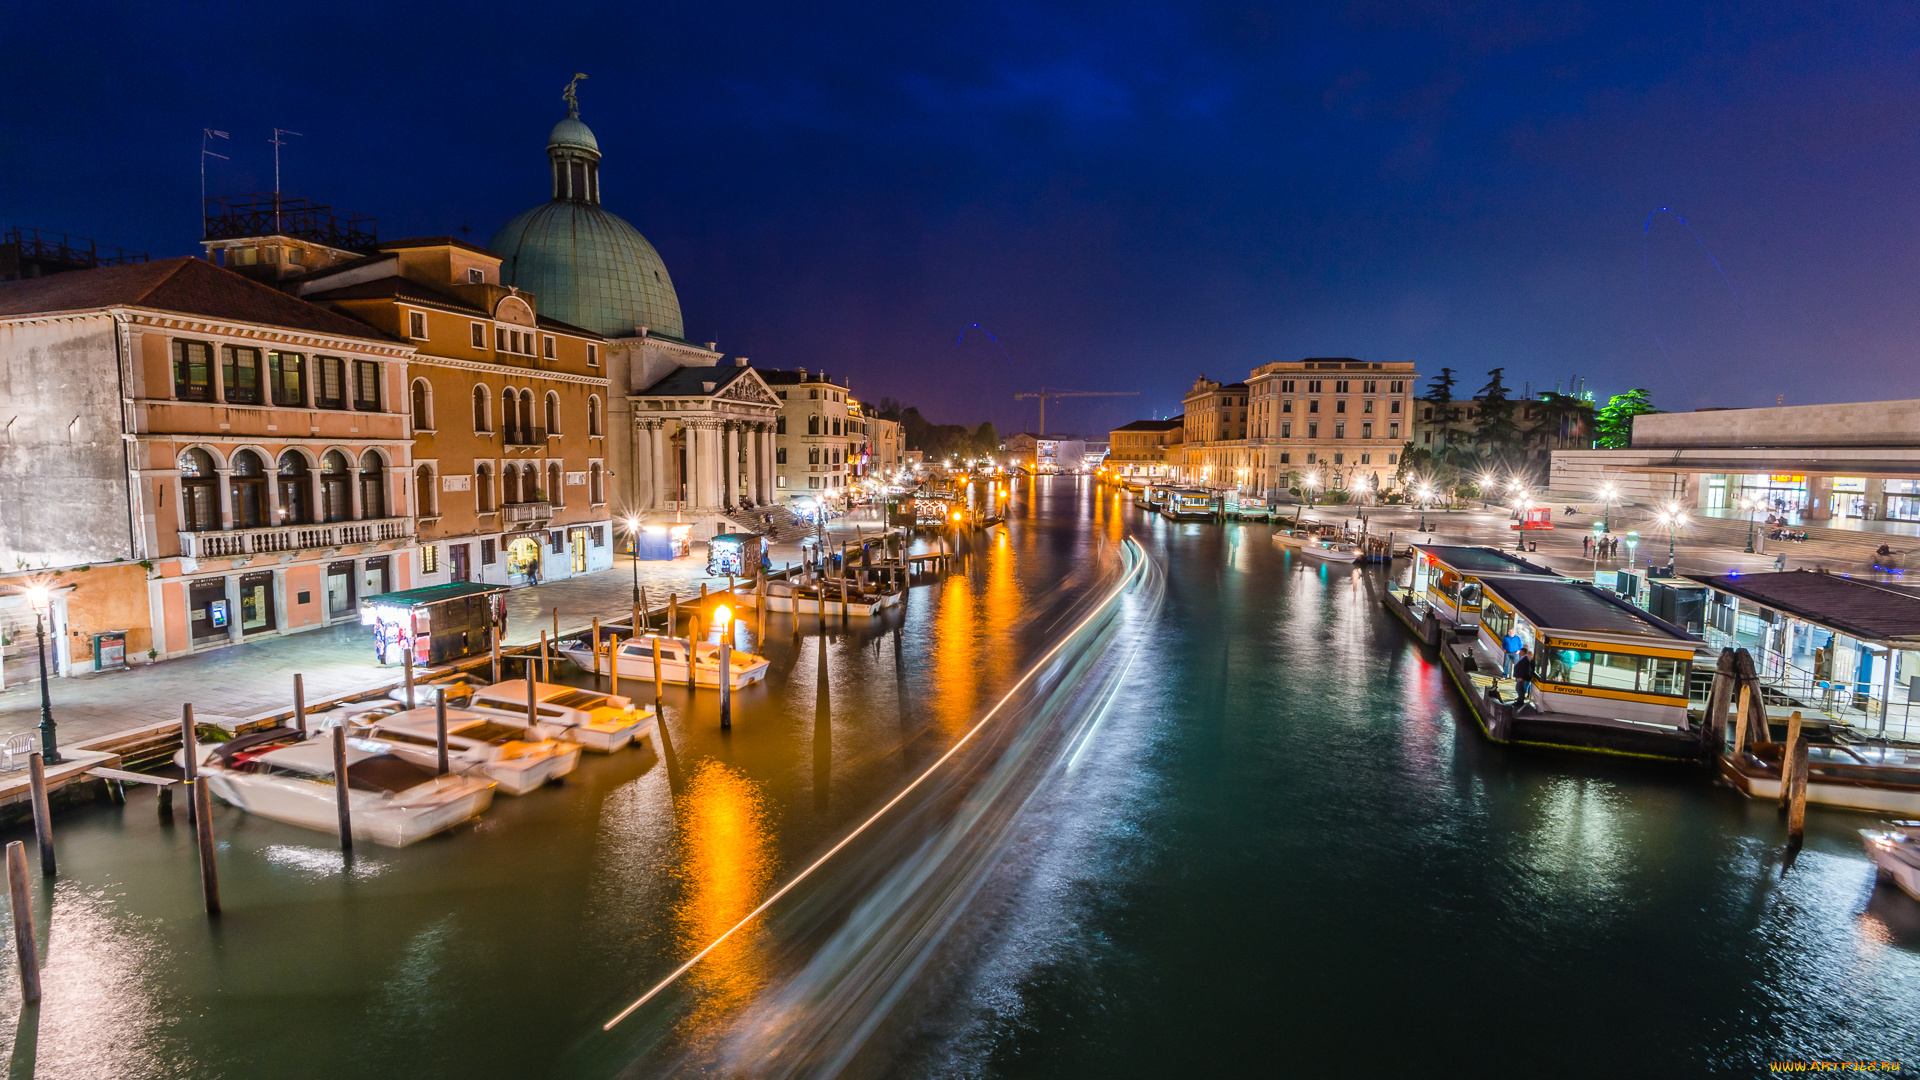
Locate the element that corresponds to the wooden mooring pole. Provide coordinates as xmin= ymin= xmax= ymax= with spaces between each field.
xmin=592 ymin=617 xmax=603 ymax=685
xmin=491 ymin=632 xmax=501 ymax=685
xmin=651 ymin=636 xmax=665 ymax=722
xmin=28 ymin=752 xmax=55 ymax=877
xmin=540 ymin=631 xmax=550 ymax=684
xmin=193 ymin=776 xmax=220 ymax=915
xmin=294 ymin=673 xmax=307 ymax=736
xmin=6 ymin=841 xmax=39 ymax=1003
xmin=404 ymin=645 xmax=416 ymax=709
xmin=331 ymin=725 xmax=352 ymax=855
xmin=436 ymin=693 xmax=451 ymax=776
xmin=181 ymin=704 xmax=198 ymax=826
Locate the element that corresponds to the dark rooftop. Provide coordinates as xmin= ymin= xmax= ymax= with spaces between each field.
xmin=1481 ymin=576 xmax=1695 ymax=643
xmin=640 ymin=364 xmax=758 ymax=397
xmin=1695 ymin=571 xmax=1920 ymax=643
xmin=0 ymin=257 xmax=399 ymax=343
xmin=1412 ymin=544 xmax=1561 ymax=578
xmin=1113 ymin=417 xmax=1184 ymax=432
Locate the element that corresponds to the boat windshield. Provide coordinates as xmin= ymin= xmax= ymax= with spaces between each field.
xmin=545 ymin=689 xmax=610 ymax=710
xmin=345 ymin=754 xmax=440 ymax=794
xmin=455 ymin=721 xmax=529 ymax=744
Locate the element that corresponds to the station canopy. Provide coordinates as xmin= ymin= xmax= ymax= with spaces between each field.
xmin=1694 ymin=571 xmax=1920 ymax=644
xmin=1483 ymin=576 xmax=1694 ymax=642
xmin=1412 ymin=544 xmax=1560 ymax=577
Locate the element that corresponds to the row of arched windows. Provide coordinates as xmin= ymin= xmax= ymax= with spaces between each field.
xmin=177 ymin=446 xmax=387 ymax=530
xmin=415 ymin=460 xmax=608 ymax=518
xmin=441 ymin=382 xmax=603 ymax=440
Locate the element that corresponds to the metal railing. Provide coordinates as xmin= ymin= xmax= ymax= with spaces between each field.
xmin=502 ymin=502 xmax=553 ymax=526
xmin=1702 ymin=627 xmax=1920 ymax=742
xmin=180 ymin=517 xmax=415 ymax=558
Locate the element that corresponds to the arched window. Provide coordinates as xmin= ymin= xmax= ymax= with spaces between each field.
xmin=476 ymin=463 xmax=494 ymax=512
xmin=359 ymin=450 xmax=387 ymax=519
xmin=589 ymin=462 xmax=604 ymax=504
xmin=472 ymin=385 xmax=491 ymax=433
xmin=178 ymin=448 xmax=220 ymax=531
xmin=411 ymin=379 xmax=433 ymax=431
xmin=775 ymin=416 xmax=785 ymax=434
xmin=276 ymin=451 xmax=311 ymax=525
xmin=501 ymin=387 xmax=519 ymax=440
xmin=808 ymin=447 xmax=820 ymax=465
xmin=545 ymin=391 xmax=560 ymax=435
xmin=547 ymin=461 xmax=563 ymax=507
xmin=808 ymin=415 xmax=820 ymax=435
xmin=502 ymin=462 xmax=521 ymax=504
xmin=588 ymin=395 xmax=602 ymax=436
xmin=415 ymin=464 xmax=436 ymax=517
xmin=523 ymin=462 xmax=541 ymax=502
xmin=229 ymin=449 xmax=267 ymax=528
xmin=321 ymin=451 xmax=352 ymax=522
xmin=775 ymin=447 xmax=786 ymax=464
xmin=521 ymin=389 xmax=537 ymax=442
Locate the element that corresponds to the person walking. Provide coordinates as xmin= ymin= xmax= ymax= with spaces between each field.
xmin=1583 ymin=535 xmax=1591 ymax=557
xmin=1511 ymin=647 xmax=1536 ymax=710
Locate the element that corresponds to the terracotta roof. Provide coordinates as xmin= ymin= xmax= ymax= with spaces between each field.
xmin=308 ymin=276 xmax=603 ymax=340
xmin=0 ymin=256 xmax=399 ymax=343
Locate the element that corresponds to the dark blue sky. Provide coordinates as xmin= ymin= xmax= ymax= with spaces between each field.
xmin=7 ymin=3 xmax=1919 ymax=436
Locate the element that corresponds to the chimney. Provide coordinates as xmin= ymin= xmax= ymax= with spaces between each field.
xmin=735 ymin=356 xmax=748 ymax=367
xmin=796 ymin=367 xmax=808 ymax=380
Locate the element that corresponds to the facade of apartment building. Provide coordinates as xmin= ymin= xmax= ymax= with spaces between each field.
xmin=0 ymin=257 xmax=417 ymax=672
xmin=1107 ymin=417 xmax=1184 ymax=477
xmin=760 ymin=368 xmax=856 ymax=503
xmin=1245 ymin=358 xmax=1415 ymax=497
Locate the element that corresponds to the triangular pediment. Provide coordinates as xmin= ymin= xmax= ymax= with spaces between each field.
xmin=718 ymin=369 xmax=781 ymax=407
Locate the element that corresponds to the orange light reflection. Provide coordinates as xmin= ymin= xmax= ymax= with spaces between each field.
xmin=672 ymin=759 xmax=777 ymax=1026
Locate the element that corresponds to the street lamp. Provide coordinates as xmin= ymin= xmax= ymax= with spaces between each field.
xmin=1417 ymin=484 xmax=1433 ymax=531
xmin=1480 ymin=473 xmax=1496 ymax=510
xmin=1511 ymin=488 xmax=1531 ymax=550
xmin=1740 ymin=493 xmax=1762 ymax=553
xmin=25 ymin=584 xmax=60 ymax=763
xmin=1305 ymin=471 xmax=1320 ymax=508
xmin=625 ymin=516 xmax=643 ymax=606
xmin=1598 ymin=482 xmax=1618 ymax=533
xmin=1656 ymin=501 xmax=1686 ymax=568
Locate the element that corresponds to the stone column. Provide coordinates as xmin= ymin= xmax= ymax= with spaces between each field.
xmin=725 ymin=423 xmax=740 ymax=509
xmin=684 ymin=423 xmax=702 ymax=509
xmin=224 ymin=572 xmax=243 ymax=644
xmin=703 ymin=422 xmax=723 ymax=509
xmin=348 ymin=464 xmax=365 ymax=521
xmin=764 ymin=426 xmax=777 ymax=501
xmin=215 ymin=466 xmax=235 ymax=530
xmin=1807 ymin=475 xmax=1832 ymax=521
xmin=651 ymin=422 xmax=667 ymax=509
xmin=1866 ymin=477 xmax=1887 ymax=521
xmin=266 ymin=466 xmax=285 ymax=525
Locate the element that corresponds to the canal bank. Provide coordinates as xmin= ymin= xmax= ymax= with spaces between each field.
xmin=0 ymin=477 xmax=1915 ymax=1077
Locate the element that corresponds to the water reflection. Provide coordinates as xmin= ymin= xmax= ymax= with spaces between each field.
xmin=674 ymin=759 xmax=777 ymax=1025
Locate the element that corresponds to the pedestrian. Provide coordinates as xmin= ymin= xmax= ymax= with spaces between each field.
xmin=1501 ymin=629 xmax=1522 ymax=677
xmin=1583 ymin=535 xmax=1591 ymax=557
xmin=1511 ymin=647 xmax=1535 ymax=710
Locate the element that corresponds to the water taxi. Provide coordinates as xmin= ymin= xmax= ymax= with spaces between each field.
xmin=1295 ymin=537 xmax=1361 ymax=563
xmin=358 ymin=708 xmax=581 ymax=795
xmin=1863 ymin=823 xmax=1920 ymax=900
xmin=465 ymin=681 xmax=653 ymax=752
xmin=562 ymin=632 xmax=771 ymax=690
xmin=1163 ymin=489 xmax=1220 ymax=521
xmin=193 ymin=727 xmax=496 ymax=846
xmin=737 ymin=578 xmax=896 ymax=618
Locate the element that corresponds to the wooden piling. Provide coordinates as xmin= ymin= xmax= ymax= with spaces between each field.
xmin=193 ymin=779 xmax=220 ymax=915
xmin=640 ymin=587 xmax=650 ymax=630
xmin=525 ymin=658 xmax=538 ymax=732
xmin=490 ymin=630 xmax=501 ymax=684
xmin=719 ymin=632 xmax=732 ymax=731
xmin=28 ymin=753 xmax=54 ymax=877
xmin=436 ymin=693 xmax=450 ymax=775
xmin=1787 ymin=737 xmax=1810 ymax=840
xmin=7 ymin=841 xmax=39 ymax=1003
xmin=651 ymin=635 xmax=665 ymax=720
xmin=331 ymin=724 xmax=352 ymax=854
xmin=181 ymin=703 xmax=199 ymax=826
xmin=1779 ymin=710 xmax=1805 ymax=812
xmin=552 ymin=606 xmax=559 ymax=641
xmin=611 ymin=618 xmax=622 ymax=699
xmin=686 ymin=614 xmax=700 ymax=691
xmin=839 ymin=572 xmax=849 ymax=621
xmin=540 ymin=630 xmax=550 ymax=683
xmin=404 ymin=645 xmax=416 ymax=709
xmin=669 ymin=593 xmax=679 ymax=639
xmin=294 ymin=672 xmax=307 ymax=736
xmin=756 ymin=572 xmax=766 ymax=645
xmin=1732 ymin=683 xmax=1754 ymax=759
xmin=592 ymin=617 xmax=603 ymax=683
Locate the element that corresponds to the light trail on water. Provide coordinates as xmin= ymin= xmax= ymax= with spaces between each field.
xmin=601 ymin=536 xmax=1152 ymax=1032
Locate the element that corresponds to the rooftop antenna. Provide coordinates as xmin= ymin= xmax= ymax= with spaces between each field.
xmin=269 ymin=128 xmax=303 ymax=232
xmin=200 ymin=129 xmax=229 ymax=233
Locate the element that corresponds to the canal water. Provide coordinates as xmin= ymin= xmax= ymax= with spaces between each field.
xmin=2 ymin=478 xmax=1917 ymax=1078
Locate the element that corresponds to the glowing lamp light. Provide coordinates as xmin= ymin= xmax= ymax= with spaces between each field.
xmin=714 ymin=604 xmax=733 ymax=625
xmin=25 ymin=584 xmax=49 ymax=610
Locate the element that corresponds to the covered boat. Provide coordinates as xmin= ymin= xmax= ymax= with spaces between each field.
xmin=465 ymin=681 xmax=653 ymax=752
xmin=564 ymin=632 xmax=770 ymax=689
xmin=359 ymin=708 xmax=582 ymax=795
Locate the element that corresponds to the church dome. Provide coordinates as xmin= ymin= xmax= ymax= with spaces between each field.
xmin=490 ymin=95 xmax=684 ymax=340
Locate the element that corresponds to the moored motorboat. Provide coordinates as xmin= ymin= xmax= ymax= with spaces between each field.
xmin=194 ymin=727 xmax=495 ymax=847
xmin=1296 ymin=538 xmax=1362 ymax=562
xmin=559 ymin=634 xmax=770 ymax=690
xmin=465 ymin=681 xmax=654 ymax=752
xmin=1863 ymin=825 xmax=1920 ymax=901
xmin=739 ymin=579 xmax=887 ymax=617
xmin=359 ymin=708 xmax=582 ymax=794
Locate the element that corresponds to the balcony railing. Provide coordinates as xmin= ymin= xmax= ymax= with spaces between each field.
xmin=504 ymin=426 xmax=549 ymax=447
xmin=180 ymin=517 xmax=415 ymax=559
xmin=502 ymin=501 xmax=553 ymax=526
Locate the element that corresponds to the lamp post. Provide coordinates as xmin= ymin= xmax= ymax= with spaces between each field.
xmin=1417 ymin=484 xmax=1432 ymax=531
xmin=1740 ymin=493 xmax=1761 ymax=553
xmin=1480 ymin=473 xmax=1495 ymax=510
xmin=1305 ymin=472 xmax=1320 ymax=509
xmin=1512 ymin=489 xmax=1530 ymax=550
xmin=25 ymin=585 xmax=60 ymax=764
xmin=1657 ymin=502 xmax=1686 ymax=568
xmin=1598 ymin=482 xmax=1617 ymax=533
xmin=626 ymin=516 xmax=643 ymax=607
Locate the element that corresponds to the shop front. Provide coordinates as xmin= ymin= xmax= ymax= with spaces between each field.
xmin=189 ymin=578 xmax=229 ymax=646
xmin=238 ymin=571 xmax=276 ymax=636
xmin=506 ymin=534 xmax=544 ymax=585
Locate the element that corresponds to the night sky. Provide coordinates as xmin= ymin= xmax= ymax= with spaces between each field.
xmin=7 ymin=3 xmax=1919 ymax=436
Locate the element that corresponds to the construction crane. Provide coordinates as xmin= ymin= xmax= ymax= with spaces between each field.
xmin=1012 ymin=388 xmax=1139 ymax=474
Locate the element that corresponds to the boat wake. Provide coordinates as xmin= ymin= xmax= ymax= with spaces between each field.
xmin=607 ymin=536 xmax=1167 ymax=1077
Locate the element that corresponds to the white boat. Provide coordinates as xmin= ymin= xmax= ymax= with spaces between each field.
xmin=195 ymin=727 xmax=495 ymax=847
xmin=737 ymin=579 xmax=891 ymax=618
xmin=1863 ymin=824 xmax=1920 ymax=901
xmin=385 ymin=679 xmax=482 ymax=706
xmin=358 ymin=708 xmax=581 ymax=795
xmin=1296 ymin=537 xmax=1362 ymax=563
xmin=562 ymin=633 xmax=770 ymax=690
xmin=465 ymin=680 xmax=654 ymax=752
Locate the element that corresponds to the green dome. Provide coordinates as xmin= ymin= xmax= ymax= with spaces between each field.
xmin=490 ymin=111 xmax=685 ymax=340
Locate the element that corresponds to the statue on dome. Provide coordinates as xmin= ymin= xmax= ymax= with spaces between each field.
xmin=562 ymin=72 xmax=588 ymax=118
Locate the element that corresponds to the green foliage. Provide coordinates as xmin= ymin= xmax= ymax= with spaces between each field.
xmin=1421 ymin=368 xmax=1457 ymax=406
xmin=1593 ymin=389 xmax=1658 ymax=449
xmin=898 ymin=407 xmax=1002 ymax=460
xmin=1320 ymin=490 xmax=1351 ymax=505
xmin=1472 ymin=368 xmax=1519 ymax=454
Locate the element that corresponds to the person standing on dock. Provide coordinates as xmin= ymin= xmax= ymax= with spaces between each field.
xmin=1511 ymin=648 xmax=1535 ymax=711
xmin=1501 ymin=630 xmax=1522 ymax=677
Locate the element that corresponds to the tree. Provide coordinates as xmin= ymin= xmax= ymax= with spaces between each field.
xmin=1419 ymin=367 xmax=1459 ymax=455
xmin=1593 ymin=389 xmax=1658 ymax=449
xmin=1473 ymin=368 xmax=1519 ymax=456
